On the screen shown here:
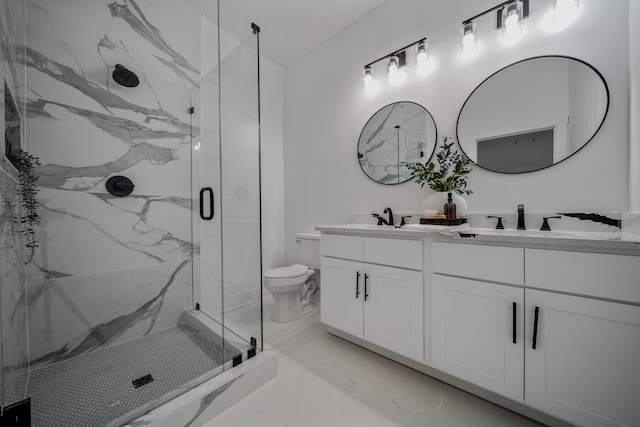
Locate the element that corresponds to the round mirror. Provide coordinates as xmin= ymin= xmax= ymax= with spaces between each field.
xmin=457 ymin=56 xmax=609 ymax=174
xmin=358 ymin=101 xmax=437 ymax=184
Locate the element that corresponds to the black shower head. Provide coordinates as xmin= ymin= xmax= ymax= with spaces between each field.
xmin=112 ymin=64 xmax=139 ymax=87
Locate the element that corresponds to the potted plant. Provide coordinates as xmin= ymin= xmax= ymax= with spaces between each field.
xmin=8 ymin=149 xmax=41 ymax=264
xmin=403 ymin=137 xmax=473 ymax=217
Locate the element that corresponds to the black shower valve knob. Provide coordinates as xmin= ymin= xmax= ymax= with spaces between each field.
xmin=106 ymin=175 xmax=134 ymax=197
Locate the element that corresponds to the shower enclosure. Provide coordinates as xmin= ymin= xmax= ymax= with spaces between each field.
xmin=0 ymin=1 xmax=262 ymax=426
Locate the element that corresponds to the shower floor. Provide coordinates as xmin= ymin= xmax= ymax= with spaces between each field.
xmin=27 ymin=324 xmax=239 ymax=427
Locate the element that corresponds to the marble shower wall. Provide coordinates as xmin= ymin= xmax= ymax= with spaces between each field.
xmin=1 ymin=0 xmax=29 ymax=407
xmin=24 ymin=0 xmax=204 ymax=367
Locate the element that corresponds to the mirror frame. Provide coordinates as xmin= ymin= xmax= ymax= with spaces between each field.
xmin=358 ymin=101 xmax=438 ymax=185
xmin=456 ymin=55 xmax=610 ymax=174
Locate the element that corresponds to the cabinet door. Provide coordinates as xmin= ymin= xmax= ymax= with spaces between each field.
xmin=363 ymin=264 xmax=423 ymax=361
xmin=525 ymin=290 xmax=640 ymax=427
xmin=432 ymin=275 xmax=524 ymax=399
xmin=320 ymin=256 xmax=364 ymax=338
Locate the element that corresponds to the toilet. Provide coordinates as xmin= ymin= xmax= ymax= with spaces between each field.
xmin=263 ymin=233 xmax=320 ymax=322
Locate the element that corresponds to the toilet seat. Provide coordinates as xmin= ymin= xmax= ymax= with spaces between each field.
xmin=264 ymin=264 xmax=308 ymax=279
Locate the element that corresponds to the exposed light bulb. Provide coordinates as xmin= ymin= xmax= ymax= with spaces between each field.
xmin=363 ymin=67 xmax=373 ymax=88
xmin=416 ymin=41 xmax=430 ymax=76
xmin=363 ymin=66 xmax=379 ymax=95
xmin=554 ymin=0 xmax=579 ymax=24
xmin=387 ymin=55 xmax=405 ymax=85
xmin=461 ymin=22 xmax=478 ymax=59
xmin=502 ymin=1 xmax=524 ymax=44
xmin=388 ymin=55 xmax=399 ymax=78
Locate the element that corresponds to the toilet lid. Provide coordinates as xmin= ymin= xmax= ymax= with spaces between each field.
xmin=264 ymin=264 xmax=308 ymax=279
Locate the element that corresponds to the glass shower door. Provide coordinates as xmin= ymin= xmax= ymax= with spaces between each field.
xmin=191 ymin=0 xmax=262 ymax=367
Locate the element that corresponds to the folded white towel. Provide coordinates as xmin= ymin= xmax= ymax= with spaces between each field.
xmin=401 ymin=223 xmax=471 ymax=236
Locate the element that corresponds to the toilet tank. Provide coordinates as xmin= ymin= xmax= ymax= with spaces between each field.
xmin=294 ymin=232 xmax=320 ymax=269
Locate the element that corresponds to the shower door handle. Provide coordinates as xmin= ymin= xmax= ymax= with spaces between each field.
xmin=199 ymin=187 xmax=214 ymax=220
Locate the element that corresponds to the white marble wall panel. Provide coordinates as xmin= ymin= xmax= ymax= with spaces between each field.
xmin=622 ymin=213 xmax=640 ymax=237
xmin=351 ymin=211 xmax=624 ymax=234
xmin=1 ymin=0 xmax=28 ymax=407
xmin=1 ymin=0 xmax=26 ymax=123
xmin=23 ymin=0 xmax=203 ymax=367
xmin=465 ymin=212 xmax=623 ymax=233
xmin=0 ymin=160 xmax=29 ymax=406
xmin=27 ymin=258 xmax=192 ymax=367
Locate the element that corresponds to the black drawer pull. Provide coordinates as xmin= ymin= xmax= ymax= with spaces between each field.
xmin=355 ymin=271 xmax=361 ymax=298
xmin=512 ymin=302 xmax=517 ymax=344
xmin=364 ymin=274 xmax=369 ymax=301
xmin=532 ymin=306 xmax=540 ymax=349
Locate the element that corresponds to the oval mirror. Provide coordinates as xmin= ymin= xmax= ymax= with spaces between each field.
xmin=358 ymin=101 xmax=437 ymax=184
xmin=456 ymin=56 xmax=609 ymax=174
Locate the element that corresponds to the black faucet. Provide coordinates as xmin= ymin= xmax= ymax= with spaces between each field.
xmin=383 ymin=207 xmax=394 ymax=226
xmin=372 ymin=213 xmax=389 ymax=225
xmin=540 ymin=216 xmax=561 ymax=231
xmin=517 ymin=204 xmax=526 ymax=230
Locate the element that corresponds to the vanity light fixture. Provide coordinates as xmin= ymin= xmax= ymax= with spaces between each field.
xmin=363 ymin=66 xmax=374 ymax=90
xmin=362 ymin=37 xmax=427 ymax=91
xmin=387 ymin=55 xmax=399 ymax=79
xmin=553 ymin=0 xmax=579 ymax=24
xmin=501 ymin=1 xmax=524 ymax=43
xmin=387 ymin=54 xmax=406 ymax=85
xmin=416 ymin=40 xmax=430 ymax=76
xmin=461 ymin=0 xmax=530 ymax=57
xmin=461 ymin=22 xmax=479 ymax=59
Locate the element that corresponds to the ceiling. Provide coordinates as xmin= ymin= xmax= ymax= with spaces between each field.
xmin=183 ymin=0 xmax=386 ymax=67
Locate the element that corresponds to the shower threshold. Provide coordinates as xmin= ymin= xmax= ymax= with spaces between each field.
xmin=27 ymin=320 xmax=240 ymax=427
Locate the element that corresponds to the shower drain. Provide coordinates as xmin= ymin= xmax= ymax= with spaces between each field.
xmin=131 ymin=374 xmax=155 ymax=389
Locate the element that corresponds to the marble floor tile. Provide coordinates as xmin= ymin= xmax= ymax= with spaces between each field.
xmin=204 ymin=299 xmax=545 ymax=427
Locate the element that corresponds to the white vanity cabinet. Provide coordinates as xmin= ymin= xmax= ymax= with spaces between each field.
xmin=524 ymin=249 xmax=640 ymax=427
xmin=431 ymin=242 xmax=525 ymax=399
xmin=321 ymin=234 xmax=424 ymax=361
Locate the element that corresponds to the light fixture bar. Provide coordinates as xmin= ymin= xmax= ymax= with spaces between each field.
xmin=462 ymin=0 xmax=529 ymax=26
xmin=364 ymin=38 xmax=426 ymax=69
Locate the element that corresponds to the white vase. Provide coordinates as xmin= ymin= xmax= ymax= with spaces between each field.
xmin=421 ymin=192 xmax=468 ymax=218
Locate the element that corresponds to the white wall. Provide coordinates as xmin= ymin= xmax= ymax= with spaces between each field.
xmin=260 ymin=55 xmax=285 ymax=274
xmin=630 ymin=0 xmax=640 ymax=213
xmin=283 ymin=0 xmax=630 ymax=263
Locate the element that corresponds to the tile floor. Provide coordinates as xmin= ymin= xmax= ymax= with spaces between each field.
xmin=206 ymin=298 xmax=545 ymax=427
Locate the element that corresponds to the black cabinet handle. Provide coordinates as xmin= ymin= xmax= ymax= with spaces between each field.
xmin=512 ymin=302 xmax=517 ymax=344
xmin=199 ymin=187 xmax=214 ymax=220
xmin=355 ymin=271 xmax=361 ymax=299
xmin=532 ymin=306 xmax=540 ymax=349
xmin=364 ymin=274 xmax=369 ymax=301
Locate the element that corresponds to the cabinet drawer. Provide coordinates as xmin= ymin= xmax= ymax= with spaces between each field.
xmin=364 ymin=237 xmax=423 ymax=270
xmin=526 ymin=249 xmax=640 ymax=303
xmin=321 ymin=234 xmax=363 ymax=261
xmin=433 ymin=242 xmax=524 ymax=285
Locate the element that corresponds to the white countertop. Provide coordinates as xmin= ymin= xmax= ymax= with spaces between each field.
xmin=315 ymin=224 xmax=640 ymax=253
